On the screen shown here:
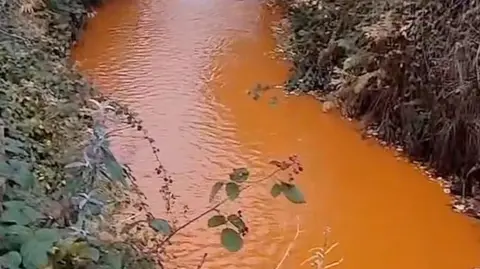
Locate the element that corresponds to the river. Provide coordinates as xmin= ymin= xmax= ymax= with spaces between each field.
xmin=72 ymin=0 xmax=480 ymax=268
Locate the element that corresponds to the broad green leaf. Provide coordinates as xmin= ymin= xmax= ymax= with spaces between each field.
xmin=13 ymin=166 xmax=34 ymax=189
xmin=0 ymin=161 xmax=13 ymax=177
xmin=10 ymin=160 xmax=35 ymax=189
xmin=281 ymin=183 xmax=306 ymax=204
xmin=0 ymin=161 xmax=34 ymax=189
xmin=68 ymin=241 xmax=89 ymax=256
xmin=150 ymin=219 xmax=172 ymax=235
xmin=102 ymin=147 xmax=128 ymax=186
xmin=20 ymin=240 xmax=50 ymax=269
xmin=220 ymin=228 xmax=243 ymax=252
xmin=87 ymin=203 xmax=103 ymax=216
xmin=209 ymin=182 xmax=224 ymax=202
xmin=77 ymin=246 xmax=100 ymax=262
xmin=1 ymin=201 xmax=42 ymax=225
xmin=65 ymin=177 xmax=85 ymax=195
xmin=0 ymin=251 xmax=22 ymax=269
xmin=34 ymin=228 xmax=60 ymax=245
xmin=229 ymin=168 xmax=249 ymax=183
xmin=270 ymin=183 xmax=282 ymax=198
xmin=53 ymin=238 xmax=77 ymax=262
xmin=225 ymin=182 xmax=240 ymax=201
xmin=104 ymin=250 xmax=122 ymax=269
xmin=104 ymin=158 xmax=126 ymax=185
xmin=3 ymin=225 xmax=33 ymax=249
xmin=207 ymin=215 xmax=227 ymax=228
xmin=4 ymin=137 xmax=28 ymax=156
xmin=227 ymin=214 xmax=246 ymax=230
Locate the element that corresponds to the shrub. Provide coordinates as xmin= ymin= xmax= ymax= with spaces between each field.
xmin=275 ymin=0 xmax=480 ymax=199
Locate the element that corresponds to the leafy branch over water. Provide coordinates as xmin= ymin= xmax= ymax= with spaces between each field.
xmin=127 ymin=156 xmax=306 ymax=253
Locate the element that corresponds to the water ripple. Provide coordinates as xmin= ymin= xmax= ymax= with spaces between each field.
xmin=75 ymin=0 xmax=287 ymax=267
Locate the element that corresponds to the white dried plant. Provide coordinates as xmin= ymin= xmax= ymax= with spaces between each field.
xmin=300 ymin=227 xmax=344 ymax=269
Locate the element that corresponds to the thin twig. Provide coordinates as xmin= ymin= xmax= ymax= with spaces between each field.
xmin=300 ymin=227 xmax=343 ymax=269
xmin=324 ymin=258 xmax=344 ymax=269
xmin=0 ymin=119 xmax=5 ymax=162
xmin=116 ymin=211 xmax=143 ymax=225
xmin=0 ymin=27 xmax=30 ymax=45
xmin=475 ymin=44 xmax=480 ymax=86
xmin=274 ymin=216 xmax=302 ymax=269
xmin=105 ymin=125 xmax=132 ymax=137
xmin=196 ymin=253 xmax=208 ymax=269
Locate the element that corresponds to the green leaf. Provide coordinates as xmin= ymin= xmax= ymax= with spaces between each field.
xmin=0 ymin=161 xmax=34 ymax=189
xmin=209 ymin=182 xmax=224 ymax=203
xmin=227 ymin=214 xmax=246 ymax=231
xmin=270 ymin=183 xmax=282 ymax=198
xmin=229 ymin=168 xmax=249 ymax=183
xmin=207 ymin=215 xmax=227 ymax=228
xmin=225 ymin=182 xmax=240 ymax=201
xmin=78 ymin=246 xmax=100 ymax=262
xmin=281 ymin=183 xmax=306 ymax=204
xmin=1 ymin=201 xmax=42 ymax=225
xmin=2 ymin=225 xmax=33 ymax=249
xmin=13 ymin=166 xmax=34 ymax=189
xmin=102 ymin=147 xmax=128 ymax=186
xmin=33 ymin=228 xmax=60 ymax=246
xmin=68 ymin=241 xmax=89 ymax=256
xmin=0 ymin=161 xmax=13 ymax=177
xmin=150 ymin=219 xmax=172 ymax=235
xmin=4 ymin=137 xmax=28 ymax=156
xmin=65 ymin=177 xmax=86 ymax=194
xmin=20 ymin=240 xmax=50 ymax=269
xmin=54 ymin=238 xmax=77 ymax=261
xmin=104 ymin=158 xmax=126 ymax=185
xmin=220 ymin=228 xmax=243 ymax=252
xmin=0 ymin=251 xmax=22 ymax=269
xmin=104 ymin=250 xmax=122 ymax=269
xmin=87 ymin=203 xmax=103 ymax=216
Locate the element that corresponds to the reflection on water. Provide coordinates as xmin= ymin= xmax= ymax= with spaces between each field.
xmin=73 ymin=0 xmax=480 ymax=268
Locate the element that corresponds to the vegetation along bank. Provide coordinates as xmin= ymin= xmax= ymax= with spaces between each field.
xmin=0 ymin=0 xmax=164 ymax=268
xmin=0 ymin=1 xmax=309 ymax=268
xmin=273 ymin=0 xmax=480 ymax=215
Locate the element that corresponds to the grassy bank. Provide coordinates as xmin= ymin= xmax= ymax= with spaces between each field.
xmin=0 ymin=0 xmax=159 ymax=268
xmin=274 ymin=0 xmax=480 ymax=215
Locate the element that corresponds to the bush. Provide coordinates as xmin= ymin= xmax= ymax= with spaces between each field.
xmin=0 ymin=0 xmax=158 ymax=268
xmin=276 ymin=0 xmax=480 ymax=201
xmin=0 ymin=1 xmax=310 ymax=268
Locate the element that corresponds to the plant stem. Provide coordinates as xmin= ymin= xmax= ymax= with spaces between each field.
xmin=274 ymin=216 xmax=302 ymax=269
xmin=158 ymin=168 xmax=282 ymax=247
xmin=196 ymin=253 xmax=208 ymax=269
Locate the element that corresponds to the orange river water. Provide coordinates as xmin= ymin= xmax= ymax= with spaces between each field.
xmin=72 ymin=0 xmax=480 ymax=268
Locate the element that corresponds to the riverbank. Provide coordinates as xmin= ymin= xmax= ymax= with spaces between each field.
xmin=71 ymin=1 xmax=480 ymax=268
xmin=0 ymin=1 xmax=159 ymax=268
xmin=273 ymin=0 xmax=480 ymax=217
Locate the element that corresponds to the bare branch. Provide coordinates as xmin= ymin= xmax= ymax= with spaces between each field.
xmin=158 ymin=168 xmax=282 ymax=248
xmin=300 ymin=227 xmax=343 ymax=269
xmin=274 ymin=216 xmax=303 ymax=269
xmin=196 ymin=253 xmax=208 ymax=269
